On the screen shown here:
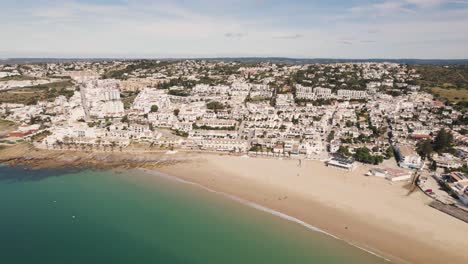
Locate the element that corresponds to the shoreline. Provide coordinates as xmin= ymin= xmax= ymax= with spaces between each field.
xmin=1 ymin=144 xmax=468 ymax=263
xmin=138 ymin=168 xmax=392 ymax=262
xmin=155 ymin=154 xmax=468 ymax=264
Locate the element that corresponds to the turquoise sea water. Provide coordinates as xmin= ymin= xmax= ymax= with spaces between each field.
xmin=0 ymin=166 xmax=387 ymax=264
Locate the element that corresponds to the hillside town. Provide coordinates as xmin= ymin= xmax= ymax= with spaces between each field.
xmin=1 ymin=60 xmax=467 ymax=208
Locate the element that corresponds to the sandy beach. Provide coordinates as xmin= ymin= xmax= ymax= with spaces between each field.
xmin=155 ymin=154 xmax=468 ymax=264
xmin=1 ymin=144 xmax=468 ymax=263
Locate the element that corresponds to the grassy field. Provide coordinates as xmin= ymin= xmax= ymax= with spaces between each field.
xmin=413 ymin=65 xmax=468 ymax=89
xmin=0 ymin=80 xmax=75 ymax=105
xmin=430 ymin=87 xmax=468 ymax=102
xmin=413 ymin=65 xmax=468 ymax=106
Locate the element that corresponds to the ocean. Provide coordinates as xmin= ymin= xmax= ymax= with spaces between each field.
xmin=0 ymin=166 xmax=387 ymax=264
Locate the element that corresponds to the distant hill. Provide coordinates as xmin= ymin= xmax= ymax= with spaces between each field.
xmin=1 ymin=57 xmax=468 ymax=65
xmin=205 ymin=57 xmax=468 ymax=65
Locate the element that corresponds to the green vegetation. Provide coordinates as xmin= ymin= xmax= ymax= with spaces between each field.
xmin=0 ymin=75 xmax=37 ymax=81
xmin=198 ymin=75 xmax=224 ymax=85
xmin=173 ymin=129 xmax=188 ymax=137
xmin=246 ymin=96 xmax=270 ymax=102
xmin=0 ymin=80 xmax=74 ymax=105
xmin=456 ymin=164 xmax=468 ymax=174
xmin=416 ymin=129 xmax=454 ymax=161
xmin=327 ymin=130 xmax=335 ymax=142
xmin=121 ymin=115 xmax=129 ymax=124
xmin=433 ymin=129 xmax=454 ymax=153
xmin=385 ymin=146 xmax=394 ymax=159
xmin=150 ymin=105 xmax=159 ymax=113
xmin=30 ymin=130 xmax=51 ymax=142
xmin=412 ymin=65 xmax=468 ymax=90
xmin=430 ymin=87 xmax=467 ymax=102
xmin=192 ymin=124 xmax=236 ymax=131
xmin=416 ymin=139 xmax=433 ymax=160
xmin=337 ymin=146 xmax=351 ymax=157
xmin=295 ymin=98 xmax=334 ymax=106
xmin=206 ymin=101 xmax=226 ymax=112
xmin=159 ymin=77 xmax=197 ymax=90
xmin=120 ymin=91 xmax=139 ymax=109
xmin=102 ymin=60 xmax=175 ymax=79
xmin=413 ymin=65 xmax=468 ymax=105
xmin=288 ymin=66 xmax=367 ymax=90
xmin=354 ymin=147 xmax=384 ymax=165
xmin=249 ymin=144 xmax=273 ymax=153
xmin=168 ymin=89 xmax=190 ymax=97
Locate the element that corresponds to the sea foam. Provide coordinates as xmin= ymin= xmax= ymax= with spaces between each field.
xmin=139 ymin=168 xmax=393 ymax=263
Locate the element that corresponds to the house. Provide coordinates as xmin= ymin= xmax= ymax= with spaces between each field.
xmin=432 ymin=153 xmax=463 ymax=169
xmin=451 ymin=179 xmax=468 ymax=206
xmin=273 ymin=144 xmax=284 ymax=154
xmin=394 ymin=145 xmax=422 ymax=169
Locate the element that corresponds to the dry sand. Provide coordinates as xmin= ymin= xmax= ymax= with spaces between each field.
xmin=157 ymin=154 xmax=468 ymax=264
xmin=2 ymin=144 xmax=467 ymax=263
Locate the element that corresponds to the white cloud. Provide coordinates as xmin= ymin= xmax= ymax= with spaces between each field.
xmin=0 ymin=0 xmax=467 ymax=58
xmin=274 ymin=34 xmax=304 ymax=39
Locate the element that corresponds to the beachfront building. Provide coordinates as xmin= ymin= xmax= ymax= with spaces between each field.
xmin=432 ymin=153 xmax=464 ymax=170
xmin=452 ymin=180 xmax=468 ymax=206
xmin=326 ymin=157 xmax=356 ymax=170
xmin=394 ymin=145 xmax=422 ymax=169
xmin=367 ymin=168 xmax=388 ymax=178
xmin=197 ymin=139 xmax=248 ymax=152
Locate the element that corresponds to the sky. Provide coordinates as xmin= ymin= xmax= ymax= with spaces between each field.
xmin=1 ymin=0 xmax=468 ymax=59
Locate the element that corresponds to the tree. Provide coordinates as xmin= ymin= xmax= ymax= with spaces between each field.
xmin=416 ymin=139 xmax=433 ymax=160
xmin=110 ymin=141 xmax=117 ymax=152
xmin=434 ymin=129 xmax=453 ymax=153
xmin=430 ymin=160 xmax=437 ymax=171
xmin=121 ymin=115 xmax=129 ymax=124
xmin=354 ymin=147 xmax=384 ymax=165
xmin=327 ymin=131 xmax=335 ymax=142
xmin=174 ymin=109 xmax=180 ymax=117
xmin=337 ymin=146 xmax=351 ymax=157
xmin=206 ymin=101 xmax=225 ymax=112
xmin=385 ymin=146 xmax=394 ymax=159
xmin=150 ymin=105 xmax=159 ymax=113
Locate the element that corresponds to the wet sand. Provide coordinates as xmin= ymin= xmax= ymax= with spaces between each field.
xmin=157 ymin=154 xmax=468 ymax=264
xmin=2 ymin=144 xmax=468 ymax=263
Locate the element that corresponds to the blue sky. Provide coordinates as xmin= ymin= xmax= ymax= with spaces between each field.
xmin=1 ymin=0 xmax=468 ymax=58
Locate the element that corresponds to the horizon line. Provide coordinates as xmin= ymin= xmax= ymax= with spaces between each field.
xmin=2 ymin=56 xmax=468 ymax=61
